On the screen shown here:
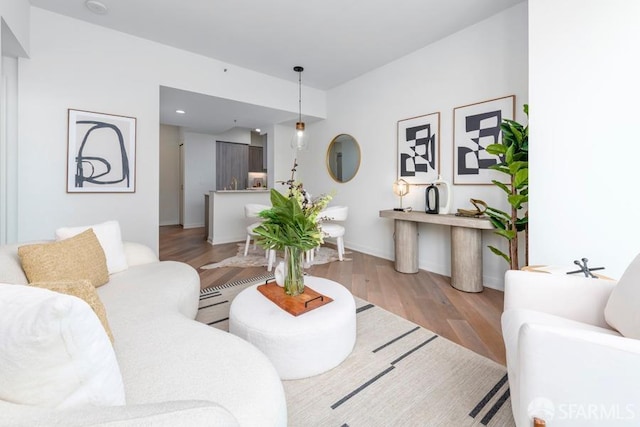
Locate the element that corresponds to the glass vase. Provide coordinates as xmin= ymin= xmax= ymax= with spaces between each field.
xmin=284 ymin=246 xmax=305 ymax=296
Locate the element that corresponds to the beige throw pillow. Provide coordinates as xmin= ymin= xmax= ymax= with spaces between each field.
xmin=30 ymin=279 xmax=114 ymax=342
xmin=18 ymin=229 xmax=109 ymax=288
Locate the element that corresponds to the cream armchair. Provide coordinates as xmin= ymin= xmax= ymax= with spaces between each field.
xmin=502 ymin=268 xmax=640 ymax=427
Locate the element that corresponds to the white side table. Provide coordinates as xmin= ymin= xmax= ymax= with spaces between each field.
xmin=229 ymin=276 xmax=356 ymax=380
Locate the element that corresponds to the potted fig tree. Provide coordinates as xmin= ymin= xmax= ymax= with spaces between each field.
xmin=485 ymin=104 xmax=529 ymax=270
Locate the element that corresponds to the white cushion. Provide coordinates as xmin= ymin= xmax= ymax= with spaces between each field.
xmin=0 ymin=399 xmax=240 ymax=426
xmin=0 ymin=243 xmax=30 ymax=284
xmin=0 ymin=283 xmax=126 ymax=409
xmin=320 ymin=223 xmax=345 ymax=238
xmin=502 ymin=308 xmax=621 ymax=419
xmin=56 ymin=220 xmax=128 ymax=274
xmin=605 ymin=253 xmax=640 ymax=338
xmin=96 ymin=262 xmax=287 ymax=427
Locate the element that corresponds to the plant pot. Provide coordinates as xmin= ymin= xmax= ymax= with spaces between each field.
xmin=284 ymin=246 xmax=305 ymax=296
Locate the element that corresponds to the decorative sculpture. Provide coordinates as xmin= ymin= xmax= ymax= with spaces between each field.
xmin=567 ymin=258 xmax=604 ymax=278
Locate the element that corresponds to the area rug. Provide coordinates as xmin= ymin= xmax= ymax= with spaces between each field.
xmin=196 ymin=276 xmax=514 ymax=427
xmin=200 ymin=243 xmax=350 ymax=269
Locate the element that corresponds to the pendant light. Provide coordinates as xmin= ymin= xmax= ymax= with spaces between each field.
xmin=291 ymin=66 xmax=308 ymax=151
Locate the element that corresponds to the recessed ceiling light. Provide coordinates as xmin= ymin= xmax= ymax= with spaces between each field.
xmin=255 ymin=128 xmax=261 ymax=133
xmin=175 ymin=110 xmax=186 ymax=114
xmin=85 ymin=0 xmax=108 ymax=15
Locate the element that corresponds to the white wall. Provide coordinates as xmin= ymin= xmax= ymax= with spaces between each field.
xmin=272 ymin=123 xmax=301 ymax=191
xmin=251 ymin=132 xmax=265 ymax=147
xmin=182 ymin=131 xmax=215 ymax=228
xmin=16 ymin=7 xmax=325 ymax=251
xmin=178 ymin=127 xmax=257 ymax=230
xmin=159 ymin=124 xmax=180 ymax=226
xmin=529 ymin=0 xmax=640 ymax=279
xmin=298 ymin=2 xmax=529 ymax=289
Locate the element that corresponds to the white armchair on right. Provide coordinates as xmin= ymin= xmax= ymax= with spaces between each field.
xmin=502 ymin=257 xmax=640 ymax=427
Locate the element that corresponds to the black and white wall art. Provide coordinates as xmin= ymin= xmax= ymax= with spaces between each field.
xmin=67 ymin=109 xmax=136 ymax=193
xmin=453 ymin=96 xmax=514 ymax=185
xmin=397 ymin=112 xmax=440 ymax=184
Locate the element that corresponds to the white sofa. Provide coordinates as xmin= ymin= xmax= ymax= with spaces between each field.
xmin=0 ymin=241 xmax=287 ymax=427
xmin=502 ymin=269 xmax=640 ymax=427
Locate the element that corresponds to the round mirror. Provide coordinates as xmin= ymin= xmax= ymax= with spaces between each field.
xmin=326 ymin=134 xmax=361 ymax=183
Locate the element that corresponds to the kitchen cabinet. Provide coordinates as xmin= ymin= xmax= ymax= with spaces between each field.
xmin=249 ymin=146 xmax=264 ymax=172
xmin=216 ymin=142 xmax=248 ymax=190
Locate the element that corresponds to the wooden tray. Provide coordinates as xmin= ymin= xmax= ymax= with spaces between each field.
xmin=257 ymin=281 xmax=333 ymax=316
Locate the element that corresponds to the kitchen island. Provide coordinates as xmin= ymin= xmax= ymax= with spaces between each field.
xmin=206 ymin=190 xmax=271 ymax=245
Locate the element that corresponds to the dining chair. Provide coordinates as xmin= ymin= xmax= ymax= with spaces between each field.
xmin=312 ymin=206 xmax=348 ymax=262
xmin=243 ymin=204 xmax=275 ymax=271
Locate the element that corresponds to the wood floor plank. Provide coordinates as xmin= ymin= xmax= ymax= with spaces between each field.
xmin=159 ymin=225 xmax=506 ymax=365
xmin=438 ymin=283 xmax=506 ymax=362
xmin=447 ymin=319 xmax=494 ymax=361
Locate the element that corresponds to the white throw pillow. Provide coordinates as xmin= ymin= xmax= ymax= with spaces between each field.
xmin=604 ymin=253 xmax=640 ymax=339
xmin=56 ymin=220 xmax=128 ymax=274
xmin=0 ymin=283 xmax=126 ymax=408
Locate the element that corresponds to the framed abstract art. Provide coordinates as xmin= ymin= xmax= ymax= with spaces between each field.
xmin=67 ymin=109 xmax=137 ymax=193
xmin=397 ymin=112 xmax=440 ymax=184
xmin=453 ymin=95 xmax=514 ymax=185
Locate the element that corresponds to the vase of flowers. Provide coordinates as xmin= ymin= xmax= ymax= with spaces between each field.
xmin=283 ymin=246 xmax=305 ymax=295
xmin=254 ymin=160 xmax=332 ymax=296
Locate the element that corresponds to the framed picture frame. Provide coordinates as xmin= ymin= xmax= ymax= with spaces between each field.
xmin=397 ymin=111 xmax=440 ymax=184
xmin=67 ymin=109 xmax=137 ymax=193
xmin=453 ymin=95 xmax=515 ymax=185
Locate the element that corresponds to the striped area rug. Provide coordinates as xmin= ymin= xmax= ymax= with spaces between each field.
xmin=197 ymin=276 xmax=514 ymax=427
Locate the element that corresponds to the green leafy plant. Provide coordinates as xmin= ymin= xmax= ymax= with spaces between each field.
xmin=485 ymin=104 xmax=529 ymax=270
xmin=254 ymin=161 xmax=332 ymax=252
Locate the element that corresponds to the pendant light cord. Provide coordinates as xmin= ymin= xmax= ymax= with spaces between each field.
xmin=298 ymin=70 xmax=302 ymax=123
xmin=293 ymin=66 xmax=304 ymax=124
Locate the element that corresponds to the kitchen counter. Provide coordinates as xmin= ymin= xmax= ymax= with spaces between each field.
xmin=206 ymin=190 xmax=271 ymax=245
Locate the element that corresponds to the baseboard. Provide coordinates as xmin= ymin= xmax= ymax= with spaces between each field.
xmin=182 ymin=223 xmax=205 ymax=229
xmin=208 ymin=235 xmax=246 ymax=246
xmin=343 ymin=241 xmax=393 ymax=262
xmin=341 ymin=240 xmax=505 ymax=291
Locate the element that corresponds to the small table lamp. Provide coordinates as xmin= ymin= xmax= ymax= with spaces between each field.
xmin=392 ymin=179 xmax=411 ymax=211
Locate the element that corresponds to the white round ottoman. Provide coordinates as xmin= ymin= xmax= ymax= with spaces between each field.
xmin=229 ymin=276 xmax=356 ymax=380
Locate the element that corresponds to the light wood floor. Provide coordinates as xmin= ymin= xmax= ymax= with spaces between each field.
xmin=159 ymin=225 xmax=506 ymax=365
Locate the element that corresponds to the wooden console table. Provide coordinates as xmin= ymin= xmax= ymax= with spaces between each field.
xmin=379 ymin=210 xmax=494 ymax=292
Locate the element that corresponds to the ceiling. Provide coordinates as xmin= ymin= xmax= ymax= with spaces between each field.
xmin=158 ymin=86 xmax=302 ymax=135
xmin=29 ymin=0 xmax=525 ymax=134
